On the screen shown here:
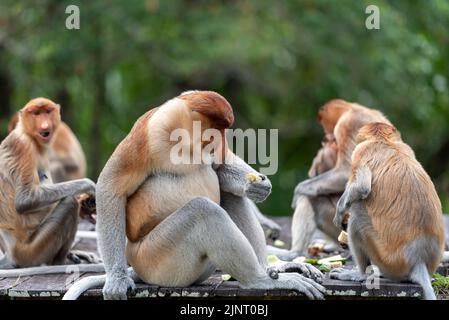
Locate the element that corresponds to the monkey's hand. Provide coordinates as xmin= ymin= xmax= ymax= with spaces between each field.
xmin=103 ymin=274 xmax=136 ymax=300
xmin=76 ymin=178 xmax=96 ymax=197
xmin=334 ymin=193 xmax=350 ymax=228
xmin=244 ymin=173 xmax=272 ymax=203
xmin=267 ymin=262 xmax=324 ymax=284
xmin=216 ymin=153 xmax=271 ymax=202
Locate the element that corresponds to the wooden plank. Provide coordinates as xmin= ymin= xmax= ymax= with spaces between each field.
xmin=0 ymin=276 xmax=32 ymax=296
xmin=8 ymin=271 xmax=85 ymax=298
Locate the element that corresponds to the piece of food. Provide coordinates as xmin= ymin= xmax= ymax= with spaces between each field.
xmin=308 ymin=243 xmax=325 ymax=256
xmin=317 ymin=254 xmax=347 ymax=265
xmin=246 ymin=173 xmax=262 ymax=183
xmin=318 ymin=264 xmax=331 ymax=272
xmin=267 ymin=254 xmax=281 ymax=266
xmin=338 ymin=230 xmax=348 ymax=244
xmin=304 ymin=258 xmax=319 ymax=265
xmin=274 ymin=239 xmax=286 ymax=248
xmin=221 ymin=274 xmax=232 ymax=281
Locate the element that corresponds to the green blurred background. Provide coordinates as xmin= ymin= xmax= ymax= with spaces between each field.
xmin=0 ymin=0 xmax=449 ymax=215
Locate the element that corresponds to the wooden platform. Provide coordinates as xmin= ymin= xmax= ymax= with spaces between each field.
xmin=1 ymin=217 xmax=448 ymax=300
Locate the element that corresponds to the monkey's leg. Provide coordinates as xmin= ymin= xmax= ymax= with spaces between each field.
xmin=126 ymin=197 xmax=325 ymax=299
xmin=330 ymin=210 xmax=371 ymax=282
xmin=291 ymin=195 xmax=317 ymax=254
xmin=247 ymin=200 xmax=281 ymax=241
xmin=221 ymin=193 xmax=323 ymax=283
xmin=220 ymin=192 xmax=268 ymax=267
xmin=13 ymin=196 xmax=80 ymax=267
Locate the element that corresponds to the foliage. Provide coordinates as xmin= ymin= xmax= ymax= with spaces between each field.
xmin=0 ymin=0 xmax=448 ymax=215
xmin=432 ymin=273 xmax=449 ymax=296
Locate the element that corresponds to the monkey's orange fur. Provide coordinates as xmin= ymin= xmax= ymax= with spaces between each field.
xmin=0 ymin=98 xmax=62 ymax=264
xmin=308 ymin=134 xmax=338 ymax=178
xmin=318 ymin=99 xmax=392 ymax=168
xmin=99 ymin=92 xmax=234 ymax=243
xmin=351 ymin=123 xmax=444 ymax=278
xmin=8 ymin=112 xmax=86 ymax=182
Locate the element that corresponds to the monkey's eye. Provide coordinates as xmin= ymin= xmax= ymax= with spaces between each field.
xmin=45 ymin=110 xmax=51 ymax=114
xmin=33 ymin=111 xmax=40 ymax=116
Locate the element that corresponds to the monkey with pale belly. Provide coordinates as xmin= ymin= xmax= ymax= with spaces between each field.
xmin=0 ymin=98 xmax=96 ymax=268
xmin=64 ymin=91 xmax=325 ymax=300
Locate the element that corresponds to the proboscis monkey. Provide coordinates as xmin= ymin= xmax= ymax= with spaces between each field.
xmin=271 ymin=100 xmax=389 ymax=258
xmin=8 ymin=112 xmax=87 ymax=183
xmin=63 ymin=91 xmax=326 ymax=300
xmin=292 ymin=99 xmax=392 ymax=203
xmin=0 ymin=98 xmax=99 ymax=271
xmin=8 ymin=112 xmax=94 ymax=224
xmin=331 ymin=123 xmax=445 ymax=300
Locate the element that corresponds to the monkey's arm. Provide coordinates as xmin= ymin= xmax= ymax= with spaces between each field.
xmin=291 ymin=168 xmax=349 ymax=208
xmin=96 ymin=113 xmax=154 ymax=300
xmin=215 ymin=151 xmax=271 ymax=203
xmin=15 ymin=178 xmax=95 ymax=214
xmin=334 ymin=166 xmax=372 ymax=228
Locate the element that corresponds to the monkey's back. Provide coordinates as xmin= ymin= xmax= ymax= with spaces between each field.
xmin=357 ymin=140 xmax=444 ymax=276
xmin=334 ymin=106 xmax=391 ymax=167
xmin=49 ymin=122 xmax=87 ymax=181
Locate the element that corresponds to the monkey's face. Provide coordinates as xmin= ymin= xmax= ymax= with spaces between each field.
xmin=21 ymin=99 xmax=61 ymax=145
xmin=179 ymin=91 xmax=234 ymax=160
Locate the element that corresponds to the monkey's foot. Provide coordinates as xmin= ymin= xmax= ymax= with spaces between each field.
xmin=103 ymin=274 xmax=136 ymax=300
xmin=68 ymin=250 xmax=102 ymax=264
xmin=329 ymin=267 xmax=367 ymax=282
xmin=245 ymin=273 xmax=326 ymax=300
xmin=268 ymin=262 xmax=324 ymax=283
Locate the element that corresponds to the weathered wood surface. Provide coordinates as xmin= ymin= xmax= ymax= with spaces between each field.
xmin=0 ymin=217 xmax=448 ymax=300
xmin=0 ymin=270 xmax=426 ymax=300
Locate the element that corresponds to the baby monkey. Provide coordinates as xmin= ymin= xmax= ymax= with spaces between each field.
xmin=332 ymin=123 xmax=445 ymax=300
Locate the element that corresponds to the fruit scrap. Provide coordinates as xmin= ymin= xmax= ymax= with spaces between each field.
xmin=274 ymin=239 xmax=285 ymax=248
xmin=338 ymin=231 xmax=348 ymax=244
xmin=246 ymin=173 xmax=262 ymax=183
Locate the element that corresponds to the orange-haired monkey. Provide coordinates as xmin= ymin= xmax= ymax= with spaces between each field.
xmin=280 ymin=100 xmax=392 ymax=259
xmin=0 ymin=98 xmax=98 ymax=270
xmin=331 ymin=123 xmax=444 ymax=300
xmin=63 ymin=91 xmax=325 ymax=300
xmin=8 ymin=112 xmax=87 ymax=183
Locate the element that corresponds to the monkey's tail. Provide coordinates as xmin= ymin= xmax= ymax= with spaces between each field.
xmin=63 ymin=274 xmax=106 ymax=300
xmin=0 ymin=263 xmax=104 ymax=277
xmin=409 ymin=262 xmax=436 ymax=300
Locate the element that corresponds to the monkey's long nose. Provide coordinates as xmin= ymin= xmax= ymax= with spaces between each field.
xmin=41 ymin=121 xmax=50 ymax=130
